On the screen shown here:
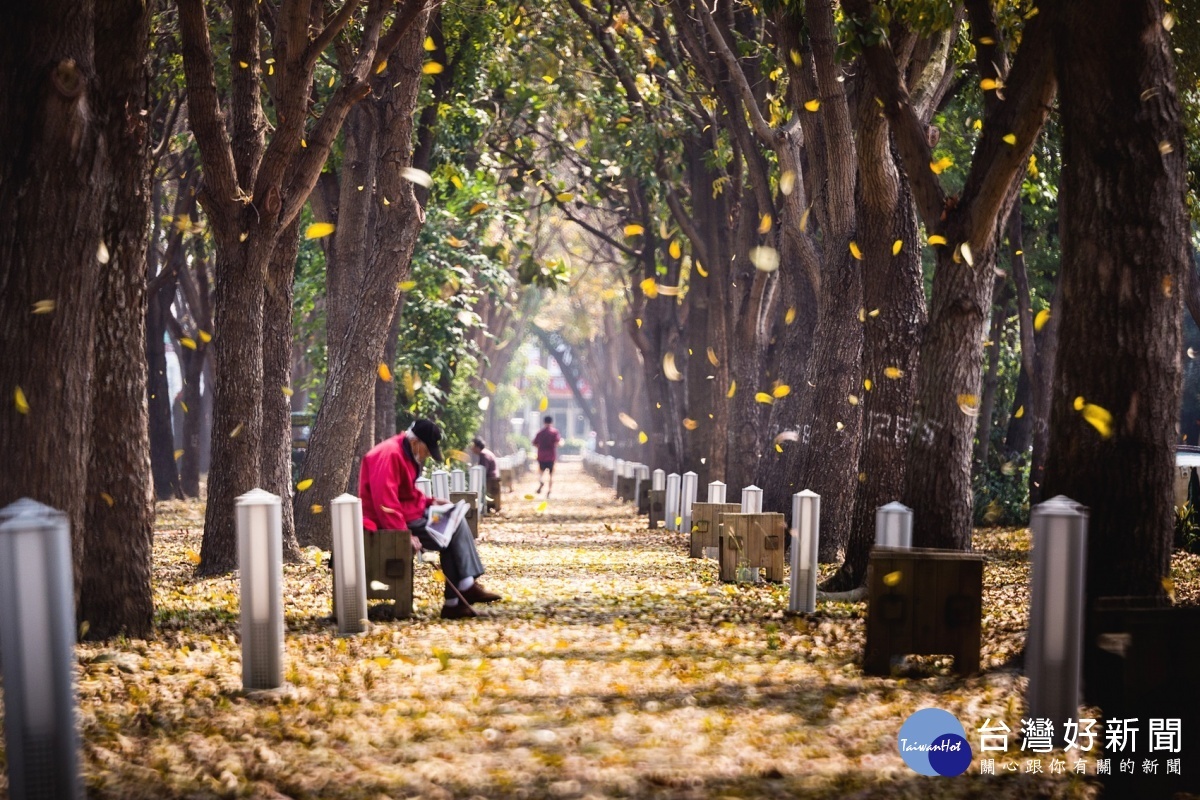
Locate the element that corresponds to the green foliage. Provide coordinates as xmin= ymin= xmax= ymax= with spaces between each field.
xmin=974 ymin=455 xmax=1030 ymax=528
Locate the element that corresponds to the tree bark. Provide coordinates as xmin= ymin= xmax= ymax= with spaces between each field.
xmin=974 ymin=281 xmax=1011 ymax=474
xmin=0 ymin=0 xmax=108 ymax=582
xmin=80 ymin=0 xmax=155 ymax=639
xmin=1042 ymin=0 xmax=1189 ymax=692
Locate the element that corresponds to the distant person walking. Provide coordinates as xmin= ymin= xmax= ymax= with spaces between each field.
xmin=472 ymin=437 xmax=501 ymax=513
xmin=533 ymin=415 xmax=563 ymax=498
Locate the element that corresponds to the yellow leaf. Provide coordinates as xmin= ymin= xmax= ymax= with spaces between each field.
xmin=1081 ymin=403 xmax=1114 ymax=438
xmin=978 ymin=36 xmax=995 ymax=45
xmin=695 ymin=262 xmax=708 ymax=278
xmin=755 ymin=392 xmax=774 ymax=404
xmin=624 ymin=224 xmax=645 ymax=236
xmin=447 ymin=235 xmax=466 ymax=248
xmin=772 ymin=384 xmax=791 ymax=398
xmin=836 ymin=421 xmax=844 ymax=431
xmin=301 ymin=139 xmax=307 ymax=148
xmin=468 ymin=202 xmax=488 ymax=215
xmin=663 ymin=352 xmax=683 ymax=382
xmin=980 ymin=77 xmax=1002 ymax=91
xmin=848 ymin=394 xmax=859 ymax=406
xmin=422 ymin=62 xmax=444 ymax=75
xmin=198 ymin=330 xmax=212 ymax=343
xmin=682 ymin=418 xmax=699 ymax=430
xmin=423 ymin=36 xmax=436 ymax=51
xmin=637 ymin=431 xmax=648 ymax=444
xmin=669 ymin=240 xmax=682 ymax=259
xmin=451 ymin=175 xmax=464 ymax=189
xmin=239 ymin=61 xmax=249 ymax=69
xmin=707 ymin=347 xmax=719 ymax=367
xmin=636 ymin=319 xmax=643 ymax=328
xmin=883 ymin=570 xmax=902 ymax=587
xmin=864 ymin=379 xmax=872 ymax=391
xmin=775 ymin=443 xmax=783 ymax=453
xmin=186 ymin=548 xmax=202 ymax=564
xmin=726 ymin=380 xmax=737 ymax=398
xmin=555 ymin=192 xmax=574 ymax=203
xmin=401 ymin=167 xmax=433 ymax=187
xmin=230 ymin=422 xmax=243 ymax=438
xmin=799 ymin=207 xmax=811 ymax=233
xmin=758 ymin=214 xmax=772 ymax=234
xmin=524 ymin=494 xmax=535 ymax=500
xmin=1002 ymin=133 xmax=1017 ymax=146
xmin=849 ymin=241 xmax=863 ymax=260
xmin=297 ymin=478 xmax=314 ymax=491
xmin=1074 ymin=396 xmax=1086 ymax=411
xmin=305 ymin=222 xmax=335 ymax=239
xmin=282 ymin=386 xmax=293 ymax=397
xmin=641 ymin=277 xmax=659 ymax=298
xmin=310 ymin=503 xmax=324 ymax=514
xmin=375 ymin=59 xmax=388 ymax=74
xmin=32 ymin=299 xmax=56 ymax=314
xmin=929 ymin=156 xmax=953 ymax=174
xmin=1034 ymin=308 xmax=1051 ymax=332
xmin=1163 ymin=576 xmax=1176 ymax=602
xmin=179 ymin=337 xmax=197 ymax=350
xmin=536 ymin=500 xmax=549 ymax=513
xmin=100 ymin=491 xmax=114 ymax=507
xmin=180 ymin=402 xmax=188 ymax=413
xmin=884 ymin=367 xmax=903 ymax=379
xmin=1015 ymin=405 xmax=1025 ymax=419
xmin=433 ymin=569 xmax=446 ymax=582
xmin=928 ymin=234 xmax=947 ymax=246
xmin=780 ymin=170 xmax=796 ymax=196
xmin=539 ymin=396 xmax=549 ymax=412
xmin=749 ymin=246 xmax=779 ymax=272
xmin=174 ymin=449 xmax=184 ymax=460
xmin=784 ymin=307 xmax=797 ymax=325
xmin=804 ymin=99 xmax=820 ymax=112
xmin=485 ymin=380 xmax=497 ymax=393
xmin=868 ymin=308 xmax=880 ymax=318
xmin=378 ymin=363 xmax=393 ymax=382
xmin=957 ymin=394 xmax=980 ymax=416
xmin=619 ymin=412 xmax=639 ymax=430
xmin=675 ymin=516 xmax=683 ymax=528
xmin=542 ymin=75 xmax=555 ymax=84
xmin=892 ymin=239 xmax=903 ymax=256
xmin=449 ymin=449 xmax=469 ymax=463
xmin=960 ymin=241 xmax=974 ymax=266
xmin=398 ymin=280 xmax=417 ymax=291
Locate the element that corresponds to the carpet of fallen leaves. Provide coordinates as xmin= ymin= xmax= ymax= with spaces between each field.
xmin=24 ymin=461 xmax=1200 ymax=798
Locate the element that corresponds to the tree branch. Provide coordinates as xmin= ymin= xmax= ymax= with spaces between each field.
xmin=694 ymin=0 xmax=777 ymax=146
xmin=305 ymin=0 xmax=365 ymax=72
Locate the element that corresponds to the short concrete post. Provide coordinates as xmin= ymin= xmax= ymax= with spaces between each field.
xmin=634 ymin=464 xmax=648 ymax=503
xmin=789 ymin=491 xmax=820 ymax=614
xmin=681 ymin=471 xmax=699 ymax=533
xmin=1026 ymin=496 xmax=1088 ymax=730
xmin=0 ymin=499 xmax=83 ymax=800
xmin=415 ymin=477 xmax=432 ymax=498
xmin=613 ymin=458 xmax=624 ymax=492
xmin=875 ymin=501 xmax=913 ymax=548
xmin=469 ymin=465 xmax=486 ymax=513
xmin=708 ymin=480 xmax=727 ymax=503
xmin=652 ymin=469 xmax=665 ymax=491
xmin=331 ymin=494 xmax=368 ymax=635
xmin=741 ymin=485 xmax=763 ymax=513
xmin=450 ymin=469 xmax=466 ymax=493
xmin=237 ymin=488 xmax=284 ymax=691
xmin=431 ymin=469 xmax=450 ymax=500
xmin=665 ymin=473 xmax=681 ymax=531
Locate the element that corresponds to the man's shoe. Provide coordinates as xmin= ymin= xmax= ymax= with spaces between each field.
xmin=462 ymin=582 xmax=502 ymax=604
xmin=440 ymin=602 xmax=478 ymax=619
xmin=536 ymin=482 xmax=544 ymax=494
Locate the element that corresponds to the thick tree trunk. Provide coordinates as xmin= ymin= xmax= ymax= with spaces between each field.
xmin=147 ymin=283 xmax=183 ymax=499
xmin=81 ymin=0 xmax=155 ymax=639
xmin=295 ymin=9 xmax=432 ymax=548
xmin=0 ymin=2 xmax=107 ymax=581
xmin=375 ymin=304 xmax=401 ymax=442
xmin=179 ymin=344 xmax=207 ymax=498
xmin=1028 ymin=278 xmax=1062 ymax=504
xmin=1043 ymin=0 xmax=1189 ymax=692
xmin=1002 ymin=207 xmax=1034 ymax=458
xmin=974 ymin=283 xmax=1010 ymax=474
xmin=263 ymin=217 xmax=303 ymax=560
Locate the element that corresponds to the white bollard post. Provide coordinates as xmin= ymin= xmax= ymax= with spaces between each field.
xmin=237 ymin=488 xmax=284 ymax=691
xmin=469 ymin=465 xmax=486 ymax=512
xmin=416 ymin=477 xmax=432 ymax=498
xmin=330 ymin=494 xmax=368 ymax=635
xmin=634 ymin=464 xmax=649 ymax=502
xmin=875 ymin=501 xmax=913 ymax=548
xmin=665 ymin=473 xmax=682 ymax=531
xmin=450 ymin=469 xmax=466 ymax=493
xmin=0 ymin=499 xmax=83 ymax=800
xmin=741 ymin=485 xmax=763 ymax=513
xmin=708 ymin=480 xmax=727 ymax=503
xmin=431 ymin=469 xmax=450 ymax=500
xmin=613 ymin=458 xmax=625 ymax=492
xmin=1026 ymin=496 xmax=1088 ymax=730
xmin=652 ymin=469 xmax=666 ymax=491
xmin=789 ymin=491 xmax=820 ymax=614
xmin=681 ymin=471 xmax=698 ymax=533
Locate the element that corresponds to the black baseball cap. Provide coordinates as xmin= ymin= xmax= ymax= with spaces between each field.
xmin=411 ymin=419 xmax=444 ymax=463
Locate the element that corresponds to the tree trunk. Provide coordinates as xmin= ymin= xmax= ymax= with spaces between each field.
xmin=81 ymin=0 xmax=155 ymax=640
xmin=263 ymin=217 xmax=303 ymax=560
xmin=295 ymin=8 xmax=433 ymax=548
xmin=974 ymin=282 xmax=1010 ymax=474
xmin=375 ymin=304 xmax=401 ymax=442
xmin=0 ymin=2 xmax=108 ymax=581
xmin=1002 ymin=207 xmax=1034 ymax=458
xmin=1042 ymin=0 xmax=1189 ymax=692
xmin=147 ymin=280 xmax=183 ymax=499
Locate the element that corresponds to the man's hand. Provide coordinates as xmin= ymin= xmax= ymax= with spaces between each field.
xmin=410 ymin=534 xmax=423 ymax=553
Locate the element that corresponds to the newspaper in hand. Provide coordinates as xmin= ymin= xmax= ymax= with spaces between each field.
xmin=425 ymin=500 xmax=468 ymax=548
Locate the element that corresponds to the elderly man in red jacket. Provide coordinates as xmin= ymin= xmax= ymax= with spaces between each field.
xmin=359 ymin=418 xmax=500 ymax=619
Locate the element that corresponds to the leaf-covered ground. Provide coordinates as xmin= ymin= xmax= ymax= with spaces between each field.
xmin=16 ymin=461 xmax=1200 ymax=798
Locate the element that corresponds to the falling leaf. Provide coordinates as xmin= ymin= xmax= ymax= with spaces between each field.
xmin=957 ymin=394 xmax=980 ymax=416
xmin=1081 ymin=403 xmax=1114 ymax=438
xmin=755 ymin=392 xmax=774 ymax=405
xmin=775 ymin=443 xmax=783 ymax=453
xmin=657 ymin=283 xmax=680 ymax=296
xmin=369 ymin=580 xmax=388 ymax=591
xmin=780 ymin=170 xmax=796 ymax=196
xmin=640 ymin=277 xmax=659 ymax=299
xmin=638 ymin=431 xmax=648 ymax=444
xmin=669 ymin=240 xmax=682 ymax=259
xmin=468 ymin=202 xmax=488 ymax=215
xmin=32 ymin=299 xmax=56 ymax=314
xmin=524 ymin=494 xmax=535 ymax=500
xmin=848 ymin=394 xmax=859 ymax=406
xmin=804 ymin=99 xmax=820 ymax=112
xmin=297 ymin=479 xmax=314 ymax=491
xmin=929 ymin=156 xmax=953 ymax=175
xmin=695 ymin=262 xmax=709 ymax=278
xmin=179 ymin=337 xmax=197 ymax=350
xmin=773 ymin=384 xmax=791 ymax=398
xmin=624 ymin=224 xmax=644 ymax=236
xmin=198 ymin=330 xmax=212 ymax=343
xmin=423 ymin=36 xmax=437 ymax=51
xmin=758 ymin=214 xmax=772 ymax=234
xmin=230 ymin=422 xmax=244 ymax=438
xmin=784 ymin=307 xmax=797 ymax=326
xmin=707 ymin=347 xmax=719 ymax=367
xmin=675 ymin=516 xmax=683 ymax=528
xmin=282 ymin=386 xmax=293 ymax=397
xmin=539 ymin=396 xmax=549 ymax=411
xmin=378 ymin=363 xmax=393 ymax=382
xmin=619 ymin=412 xmax=639 ymax=430
xmin=636 ymin=319 xmax=643 ymax=328
xmin=398 ymin=280 xmax=417 ymax=291
xmin=305 ymin=222 xmax=335 ymax=239
xmin=749 ymin=246 xmax=780 ymax=272
xmin=849 ymin=241 xmax=863 ymax=260
xmin=186 ymin=549 xmax=202 ymax=565
xmin=14 ymin=386 xmax=30 ymax=414
xmin=174 ymin=449 xmax=184 ymax=460
xmin=892 ymin=240 xmax=903 ymax=256
xmin=978 ymin=36 xmax=995 ymax=45
xmin=884 ymin=367 xmax=904 ymax=379
xmin=1002 ymin=133 xmax=1017 ymax=146
xmin=1015 ymin=405 xmax=1025 ymax=418
xmin=374 ymin=59 xmax=388 ymax=74
xmin=239 ymin=61 xmax=249 ymax=69
xmin=928 ymin=234 xmax=947 ymax=246
xmin=422 ymin=62 xmax=444 ymax=74
xmin=980 ymin=78 xmax=1002 ymax=91
xmin=1159 ymin=140 xmax=1175 ymax=155
xmin=555 ymin=192 xmax=574 ymax=203
xmin=401 ymin=167 xmax=433 ymax=187
xmin=1163 ymin=576 xmax=1176 ymax=602
xmin=1163 ymin=275 xmax=1175 ymax=296
xmin=835 ymin=421 xmax=844 ymax=431
xmin=99 ymin=491 xmax=115 ymax=507
xmin=663 ymin=353 xmax=683 ymax=382
xmin=485 ymin=379 xmax=497 ymax=393
xmin=883 ymin=570 xmax=902 ymax=587
xmin=774 ymin=431 xmax=800 ymax=444
xmin=1074 ymin=396 xmax=1086 ymax=411
xmin=1034 ymin=308 xmax=1051 ymax=332
xmin=478 ymin=396 xmax=490 ymax=411
xmin=799 ymin=207 xmax=811 ymax=233
xmin=726 ymin=380 xmax=737 ymax=398
xmin=1164 ymin=11 xmax=1176 ymax=30
xmin=682 ymin=418 xmax=699 ymax=430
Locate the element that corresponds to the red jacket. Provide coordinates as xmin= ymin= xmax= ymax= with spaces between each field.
xmin=533 ymin=426 xmax=562 ymax=462
xmin=359 ymin=434 xmax=433 ymax=531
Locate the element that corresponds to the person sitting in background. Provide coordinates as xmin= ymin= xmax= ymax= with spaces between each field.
xmin=359 ymin=418 xmax=501 ymax=619
xmin=471 ymin=437 xmax=501 ymax=513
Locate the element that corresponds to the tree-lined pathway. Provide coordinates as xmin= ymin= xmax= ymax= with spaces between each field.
xmin=58 ymin=459 xmax=1139 ymax=798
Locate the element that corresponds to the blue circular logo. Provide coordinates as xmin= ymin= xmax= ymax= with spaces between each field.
xmin=898 ymin=708 xmax=973 ymax=776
